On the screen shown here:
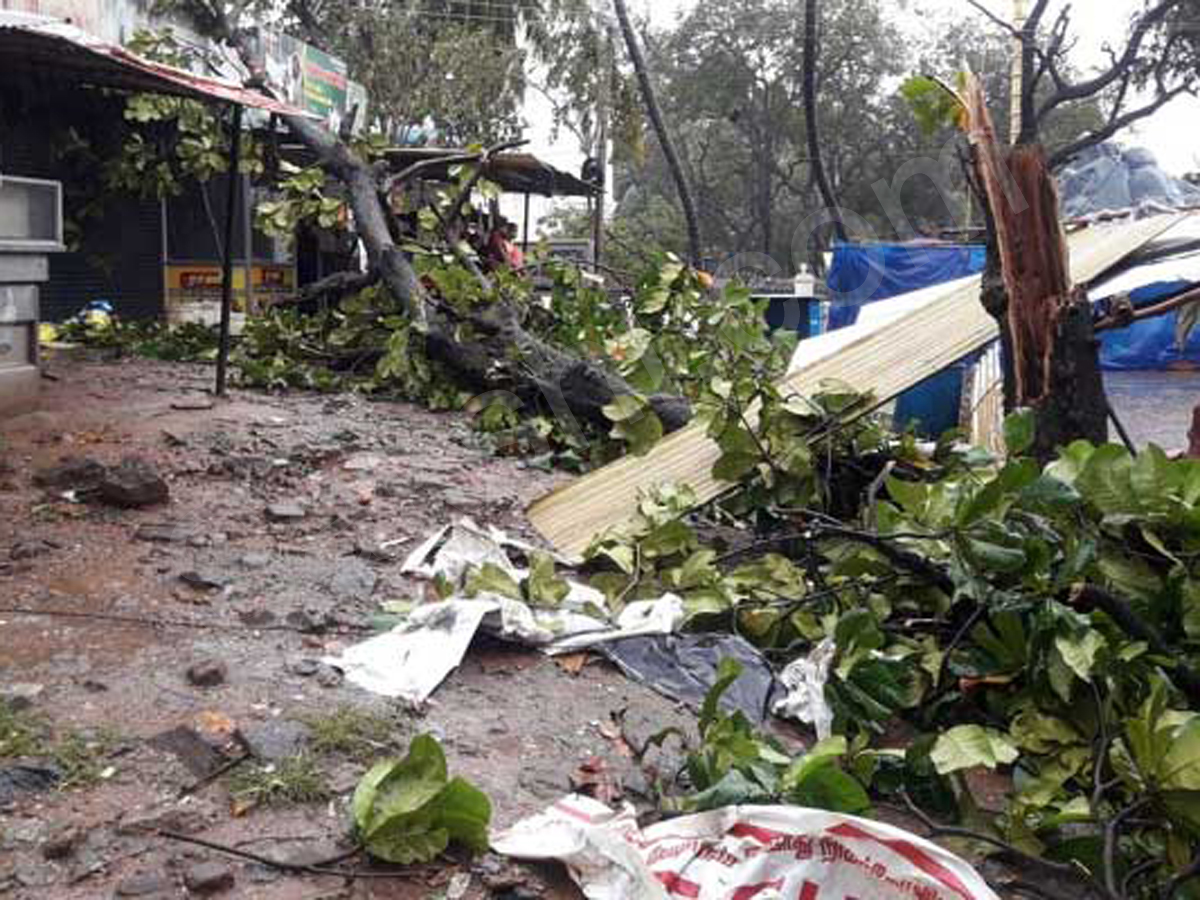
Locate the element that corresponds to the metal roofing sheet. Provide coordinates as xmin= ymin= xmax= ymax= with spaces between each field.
xmin=529 ymin=214 xmax=1190 ymax=558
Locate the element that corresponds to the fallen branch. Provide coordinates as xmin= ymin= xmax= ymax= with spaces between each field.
xmin=272 ymin=269 xmax=381 ymax=310
xmin=159 ymin=831 xmax=378 ymax=878
xmin=1094 ymin=285 xmax=1200 ymax=332
xmin=1072 ymin=584 xmax=1200 ymax=706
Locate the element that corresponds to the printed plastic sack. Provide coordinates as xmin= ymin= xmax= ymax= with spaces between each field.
xmin=493 ymin=794 xmax=1000 ymax=900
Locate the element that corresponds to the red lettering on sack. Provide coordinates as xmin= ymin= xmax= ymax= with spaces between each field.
xmin=826 ymin=823 xmax=976 ymax=900
xmin=730 ymin=879 xmax=784 ymax=899
xmin=654 ymin=871 xmax=702 ymax=898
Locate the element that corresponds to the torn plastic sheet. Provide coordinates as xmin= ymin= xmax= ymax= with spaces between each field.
xmin=598 ymin=634 xmax=783 ymax=725
xmin=325 ymin=594 xmax=685 ymax=703
xmin=402 ymin=516 xmax=556 ymax=583
xmin=492 ymin=794 xmax=1001 ymax=900
xmin=772 ymin=637 xmax=836 ymax=739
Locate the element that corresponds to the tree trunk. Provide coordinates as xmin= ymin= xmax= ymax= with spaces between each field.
xmin=803 ymin=0 xmax=846 ymax=248
xmin=965 ymin=77 xmax=1109 ymax=460
xmin=612 ymin=0 xmax=702 ymax=267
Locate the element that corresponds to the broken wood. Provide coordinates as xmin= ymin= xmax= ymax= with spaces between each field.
xmin=964 ymin=74 xmax=1108 ymax=459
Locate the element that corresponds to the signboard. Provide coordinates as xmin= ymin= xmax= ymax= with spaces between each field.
xmin=255 ymin=29 xmax=368 ymax=133
xmin=165 ymin=262 xmax=296 ymax=316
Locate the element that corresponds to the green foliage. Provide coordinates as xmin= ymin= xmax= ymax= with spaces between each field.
xmin=352 ymin=734 xmax=490 ymax=865
xmin=302 ymin=705 xmax=401 ymax=761
xmin=0 ymin=700 xmax=122 ymax=791
xmin=898 ymin=75 xmax=963 ymax=138
xmin=227 ymin=755 xmax=331 ymax=808
xmin=672 ymin=659 xmax=871 ymax=814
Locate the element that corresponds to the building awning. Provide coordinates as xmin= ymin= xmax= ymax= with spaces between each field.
xmin=381 ymin=149 xmax=599 ymax=198
xmin=0 ymin=11 xmax=311 ymax=116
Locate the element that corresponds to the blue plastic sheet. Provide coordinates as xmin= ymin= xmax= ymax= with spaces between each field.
xmin=821 ymin=242 xmax=987 ymax=436
xmin=826 ymin=242 xmax=987 ymax=329
xmin=1100 ymin=279 xmax=1200 ymax=370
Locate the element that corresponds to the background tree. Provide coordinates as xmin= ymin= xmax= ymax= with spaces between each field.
xmin=967 ymin=0 xmax=1200 ymax=168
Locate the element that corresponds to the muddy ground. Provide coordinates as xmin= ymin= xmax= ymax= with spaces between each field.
xmin=1 ymin=358 xmax=1190 ymax=900
xmin=0 ymin=357 xmax=703 ymax=899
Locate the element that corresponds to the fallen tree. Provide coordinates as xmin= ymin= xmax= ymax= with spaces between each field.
xmin=177 ymin=0 xmax=692 ymax=439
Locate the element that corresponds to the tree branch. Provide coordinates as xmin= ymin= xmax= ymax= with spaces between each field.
xmin=1047 ymin=82 xmax=1192 ymax=169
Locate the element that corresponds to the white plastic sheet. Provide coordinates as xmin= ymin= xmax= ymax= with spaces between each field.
xmin=327 ymin=519 xmax=685 ymax=702
xmin=493 ymin=794 xmax=1001 ymax=900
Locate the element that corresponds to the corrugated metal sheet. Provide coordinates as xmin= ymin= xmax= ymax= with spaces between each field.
xmin=529 ymin=214 xmax=1189 ymax=558
xmin=0 ymin=10 xmax=312 ymax=115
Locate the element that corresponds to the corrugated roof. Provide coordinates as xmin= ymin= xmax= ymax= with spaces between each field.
xmin=0 ymin=11 xmax=311 ymax=116
xmin=384 ymin=147 xmax=598 ymax=197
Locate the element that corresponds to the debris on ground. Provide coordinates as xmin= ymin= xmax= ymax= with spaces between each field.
xmin=493 ymin=794 xmax=1000 ymax=899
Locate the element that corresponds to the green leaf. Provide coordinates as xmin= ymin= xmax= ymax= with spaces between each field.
xmin=602 ymin=393 xmax=643 ymax=423
xmin=1004 ymin=408 xmax=1037 ymax=456
xmin=526 ymin=552 xmax=569 ymax=608
xmin=1054 ymin=630 xmax=1106 ymax=683
xmin=352 ymin=735 xmax=491 ymax=865
xmin=464 ymin=562 xmax=522 ymax=600
xmin=1161 ymin=718 xmax=1200 ymax=790
xmin=785 ymin=759 xmax=871 ymax=814
xmin=700 ymin=658 xmax=744 ymax=736
xmin=930 ymin=725 xmax=1019 ymax=774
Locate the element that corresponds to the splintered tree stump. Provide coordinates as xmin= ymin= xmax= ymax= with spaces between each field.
xmin=964 ymin=76 xmax=1109 ymax=460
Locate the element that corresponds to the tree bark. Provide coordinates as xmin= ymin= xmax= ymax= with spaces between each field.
xmin=965 ymin=76 xmax=1109 ymax=460
xmin=612 ymin=0 xmax=702 ymax=267
xmin=803 ymin=0 xmax=846 ymax=246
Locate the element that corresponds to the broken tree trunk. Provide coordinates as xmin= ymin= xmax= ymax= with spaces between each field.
xmin=200 ymin=11 xmax=691 ymax=436
xmin=964 ymin=76 xmax=1108 ymax=460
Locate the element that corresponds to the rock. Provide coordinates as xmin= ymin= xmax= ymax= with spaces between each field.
xmin=316 ymin=665 xmax=343 ymax=688
xmin=171 ymin=397 xmax=215 ymax=411
xmin=10 ymin=539 xmax=58 ymax=561
xmin=290 ymin=658 xmax=319 ymax=677
xmin=179 ymin=570 xmax=230 ymax=591
xmin=285 ymin=607 xmax=333 ymax=634
xmin=0 ymin=682 xmax=44 ymax=711
xmin=148 ymin=726 xmax=225 ymax=778
xmin=185 ymin=660 xmax=227 ymax=688
xmin=237 ymin=720 xmax=311 ymax=761
xmin=238 ymin=552 xmax=272 ymax=570
xmin=265 ymin=502 xmax=306 ymax=521
xmin=0 ymin=763 xmax=61 ymax=807
xmin=327 ymin=559 xmax=377 ymax=600
xmin=238 ymin=608 xmax=277 ymax=627
xmin=39 ymin=824 xmax=81 ymax=860
xmin=115 ymin=870 xmax=174 ymax=896
xmin=116 ymin=800 xmax=215 ymax=836
xmin=182 ymin=862 xmax=234 ymax=895
xmin=32 ymin=457 xmax=106 ymax=492
xmin=134 ymin=522 xmax=192 ymax=543
xmin=98 ymin=457 xmax=169 ymax=509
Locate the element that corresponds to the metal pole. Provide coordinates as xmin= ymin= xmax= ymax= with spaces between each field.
xmin=215 ymin=103 xmax=243 ymax=398
xmin=1009 ymin=0 xmax=1027 ymax=143
xmin=242 ymin=171 xmax=253 ymax=315
xmin=522 ymin=192 xmax=531 ymax=254
xmin=591 ymin=26 xmax=613 ymax=272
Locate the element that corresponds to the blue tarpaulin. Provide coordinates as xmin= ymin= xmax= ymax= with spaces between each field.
xmin=1100 ymin=279 xmax=1200 ymax=370
xmin=826 ymin=242 xmax=987 ymax=329
xmin=824 ymin=242 xmax=988 ymax=436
